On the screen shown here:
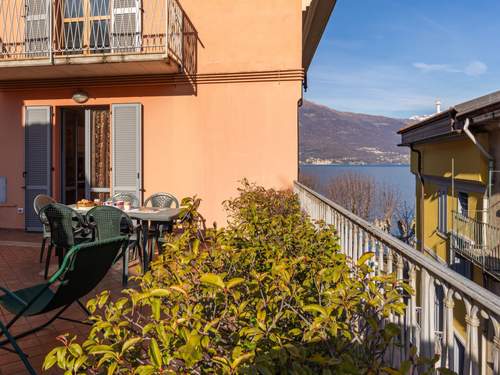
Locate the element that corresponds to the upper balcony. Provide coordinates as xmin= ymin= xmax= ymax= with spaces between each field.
xmin=0 ymin=0 xmax=196 ymax=81
xmin=451 ymin=210 xmax=500 ymax=280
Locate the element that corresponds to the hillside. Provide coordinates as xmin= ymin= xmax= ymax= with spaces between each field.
xmin=299 ymin=100 xmax=410 ymax=165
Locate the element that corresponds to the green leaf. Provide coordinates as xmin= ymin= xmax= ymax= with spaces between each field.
xmin=149 ymin=289 xmax=170 ymax=298
xmin=357 ymin=251 xmax=375 ymax=266
xmin=226 ymin=277 xmax=245 ymax=290
xmin=200 ymin=273 xmax=225 ymax=289
xmin=107 ymin=361 xmax=117 ymax=375
xmin=42 ymin=350 xmax=58 ymax=370
xmin=303 ymin=304 xmax=328 ymax=317
xmin=121 ymin=337 xmax=141 ymax=355
xmin=231 ymin=352 xmax=255 ymax=369
xmin=149 ymin=338 xmax=162 ymax=368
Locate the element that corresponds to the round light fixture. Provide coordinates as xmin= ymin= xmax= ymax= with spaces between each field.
xmin=72 ymin=90 xmax=89 ymax=104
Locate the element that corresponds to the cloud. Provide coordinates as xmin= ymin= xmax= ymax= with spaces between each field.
xmin=464 ymin=61 xmax=487 ymax=76
xmin=412 ymin=63 xmax=459 ymax=73
xmin=412 ymin=61 xmax=487 ymax=77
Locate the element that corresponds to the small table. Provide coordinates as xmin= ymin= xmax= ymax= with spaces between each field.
xmin=71 ymin=205 xmax=182 ymax=272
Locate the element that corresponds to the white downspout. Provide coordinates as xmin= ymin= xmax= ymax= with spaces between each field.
xmin=463 ymin=118 xmax=494 ymax=261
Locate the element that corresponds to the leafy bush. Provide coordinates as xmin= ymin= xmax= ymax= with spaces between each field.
xmin=44 ymin=181 xmax=418 ymax=374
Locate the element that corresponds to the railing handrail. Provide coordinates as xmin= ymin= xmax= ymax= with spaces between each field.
xmin=452 ymin=210 xmax=500 ymax=231
xmin=294 ymin=181 xmax=500 ymax=314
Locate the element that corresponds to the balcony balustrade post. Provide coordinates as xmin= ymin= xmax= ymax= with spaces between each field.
xmin=346 ymin=220 xmax=352 ymax=258
xmin=420 ymin=269 xmax=433 ymax=359
xmin=353 ymin=225 xmax=359 ymax=261
xmin=340 ymin=216 xmax=346 ymax=254
xmin=464 ymin=303 xmax=480 ymax=375
xmin=394 ymin=254 xmax=405 ymax=366
xmin=378 ymin=241 xmax=384 ymax=274
xmin=407 ymin=263 xmax=417 ymax=352
xmin=370 ymin=237 xmax=379 ymax=274
xmin=444 ymin=288 xmax=455 ymax=369
xmin=492 ymin=316 xmax=500 ymax=375
xmin=387 ymin=248 xmax=394 ymax=323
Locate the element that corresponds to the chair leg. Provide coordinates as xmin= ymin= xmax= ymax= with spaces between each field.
xmin=44 ymin=244 xmax=53 ymax=280
xmin=0 ymin=320 xmax=37 ymax=375
xmin=39 ymin=237 xmax=46 ymax=263
xmin=0 ymin=304 xmax=72 ymax=347
xmin=76 ymin=300 xmax=91 ymax=316
xmin=122 ymin=245 xmax=130 ymax=287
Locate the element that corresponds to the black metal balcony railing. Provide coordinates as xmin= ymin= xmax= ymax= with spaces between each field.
xmin=0 ymin=0 xmax=196 ymax=75
xmin=451 ymin=211 xmax=500 ymax=280
xmin=294 ymin=181 xmax=500 ymax=374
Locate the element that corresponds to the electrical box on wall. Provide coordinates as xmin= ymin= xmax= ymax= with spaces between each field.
xmin=0 ymin=176 xmax=6 ymax=204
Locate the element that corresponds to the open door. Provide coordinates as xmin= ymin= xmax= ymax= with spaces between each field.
xmin=112 ymin=104 xmax=142 ymax=202
xmin=25 ymin=106 xmax=52 ymax=232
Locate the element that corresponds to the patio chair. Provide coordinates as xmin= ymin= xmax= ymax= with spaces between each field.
xmin=86 ymin=206 xmax=140 ymax=286
xmin=33 ymin=194 xmax=56 ymax=263
xmin=110 ymin=192 xmax=140 ymax=207
xmin=39 ymin=203 xmax=90 ymax=280
xmin=0 ymin=236 xmax=127 ymax=375
xmin=144 ymin=193 xmax=179 ymax=258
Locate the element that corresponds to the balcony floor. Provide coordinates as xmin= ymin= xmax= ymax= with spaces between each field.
xmin=0 ymin=229 xmax=140 ymax=374
xmin=0 ymin=54 xmax=180 ymax=82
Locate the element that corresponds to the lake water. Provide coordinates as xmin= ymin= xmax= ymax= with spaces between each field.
xmin=299 ymin=164 xmax=415 ymax=210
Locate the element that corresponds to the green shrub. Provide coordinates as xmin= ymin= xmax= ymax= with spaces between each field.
xmin=44 ymin=180 xmax=423 ymax=374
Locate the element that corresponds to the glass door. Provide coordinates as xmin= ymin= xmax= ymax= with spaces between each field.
xmin=62 ymin=0 xmax=111 ymax=54
xmin=62 ymin=107 xmax=111 ymax=204
xmin=62 ymin=108 xmax=86 ymax=204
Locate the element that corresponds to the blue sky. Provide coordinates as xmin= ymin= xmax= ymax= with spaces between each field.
xmin=305 ymin=0 xmax=500 ymax=118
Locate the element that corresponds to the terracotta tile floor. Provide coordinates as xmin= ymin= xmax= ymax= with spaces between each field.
xmin=0 ymin=229 xmax=141 ymax=374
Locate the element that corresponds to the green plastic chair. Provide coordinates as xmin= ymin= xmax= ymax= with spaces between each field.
xmin=0 ymin=236 xmax=128 ymax=375
xmin=33 ymin=194 xmax=56 ymax=263
xmin=39 ymin=203 xmax=91 ymax=279
xmin=110 ymin=192 xmax=140 ymax=207
xmin=86 ymin=206 xmax=140 ymax=286
xmin=144 ymin=192 xmax=179 ymax=258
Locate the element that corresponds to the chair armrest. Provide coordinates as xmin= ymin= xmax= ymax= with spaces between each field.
xmin=0 ymin=286 xmax=28 ymax=307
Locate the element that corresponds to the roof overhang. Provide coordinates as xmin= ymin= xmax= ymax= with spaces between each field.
xmin=398 ymin=90 xmax=500 ymax=146
xmin=302 ymin=0 xmax=337 ymax=72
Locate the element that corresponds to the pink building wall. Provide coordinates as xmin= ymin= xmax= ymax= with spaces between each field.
xmin=0 ymin=0 xmax=303 ymax=228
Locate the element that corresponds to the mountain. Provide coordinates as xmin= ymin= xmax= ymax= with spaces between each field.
xmin=299 ymin=100 xmax=410 ymax=165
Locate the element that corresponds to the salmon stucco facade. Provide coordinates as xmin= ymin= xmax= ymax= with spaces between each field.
xmin=0 ymin=0 xmax=336 ymax=230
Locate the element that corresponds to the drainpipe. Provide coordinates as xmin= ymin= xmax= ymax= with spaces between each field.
xmin=463 ymin=118 xmax=494 ymax=222
xmin=463 ymin=118 xmax=494 ymax=273
xmin=411 ymin=144 xmax=425 ymax=252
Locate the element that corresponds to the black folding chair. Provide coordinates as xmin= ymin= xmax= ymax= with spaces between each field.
xmin=0 ymin=236 xmax=127 ymax=374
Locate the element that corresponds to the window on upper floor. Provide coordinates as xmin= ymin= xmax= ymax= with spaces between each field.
xmin=451 ymin=254 xmax=472 ymax=280
xmin=458 ymin=192 xmax=469 ymax=217
xmin=438 ymin=189 xmax=447 ymax=234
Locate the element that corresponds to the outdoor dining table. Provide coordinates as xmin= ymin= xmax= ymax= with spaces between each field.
xmin=71 ymin=205 xmax=182 ymax=272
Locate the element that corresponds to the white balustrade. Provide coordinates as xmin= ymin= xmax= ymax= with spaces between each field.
xmin=295 ymin=181 xmax=500 ymax=373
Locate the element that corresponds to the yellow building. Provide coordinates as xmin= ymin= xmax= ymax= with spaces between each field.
xmin=400 ymin=92 xmax=500 ymax=293
xmin=400 ymin=92 xmax=500 ymax=372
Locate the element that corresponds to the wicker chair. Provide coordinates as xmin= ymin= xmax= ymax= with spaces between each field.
xmin=39 ymin=203 xmax=90 ymax=279
xmin=86 ymin=206 xmax=140 ymax=286
xmin=33 ymin=194 xmax=56 ymax=263
xmin=144 ymin=193 xmax=179 ymax=257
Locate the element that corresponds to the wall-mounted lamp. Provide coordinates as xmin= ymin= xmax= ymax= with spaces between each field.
xmin=72 ymin=90 xmax=89 ymax=104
